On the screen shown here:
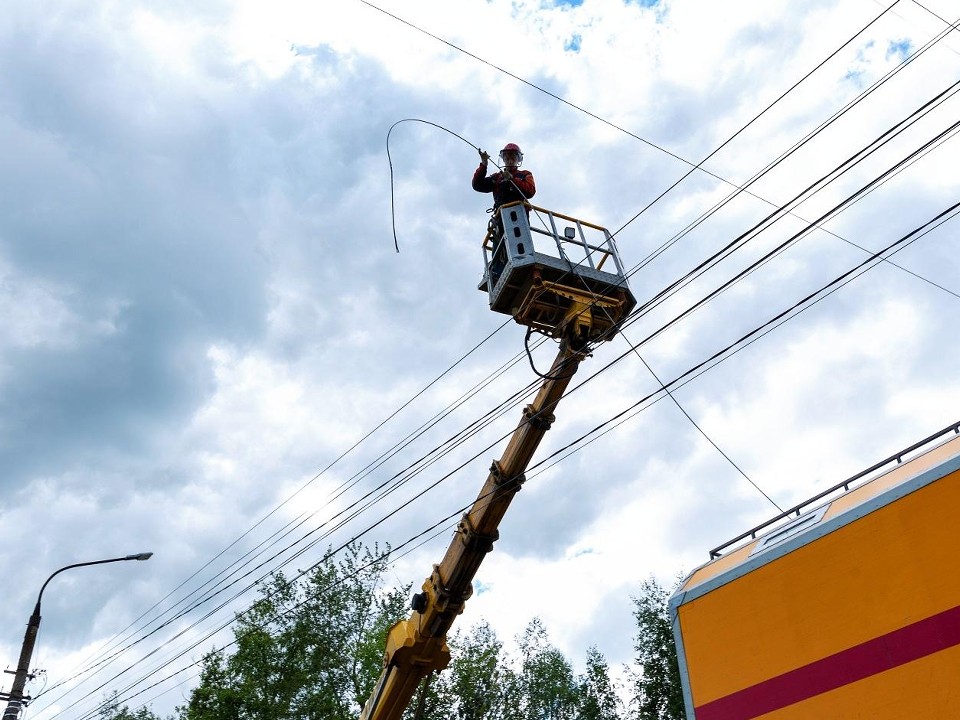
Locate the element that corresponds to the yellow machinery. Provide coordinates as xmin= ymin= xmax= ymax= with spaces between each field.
xmin=359 ymin=205 xmax=635 ymax=720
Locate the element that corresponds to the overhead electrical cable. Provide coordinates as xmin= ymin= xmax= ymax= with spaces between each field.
xmin=357 ymin=0 xmax=902 ymax=208
xmin=604 ymin=118 xmax=960 ymax=378
xmin=60 ymin=416 xmax=558 ymax=720
xmin=621 ymin=77 xmax=960 ymax=318
xmin=628 ymin=119 xmax=960 ymax=329
xmin=470 ymin=6 xmax=956 ymax=503
xmin=39 ymin=318 xmax=519 ymax=681
xmin=39 ymin=343 xmax=568 ymax=709
xmin=472 ymin=75 xmax=960 ymax=476
xmin=895 ymin=0 xmax=960 ymax=57
xmin=50 ymin=111 xmax=960 ymax=706
xmin=372 ymin=0 xmax=958 ymax=350
xmin=35 ymin=320 xmax=548 ymax=699
xmin=627 ymin=334 xmax=783 ymax=511
xmin=531 ymin=109 xmax=960 ymax=505
xmin=71 ymin=518 xmax=462 ymax=720
xmin=373 ymin=0 xmax=958 ymax=516
xmin=531 ymin=210 xmax=958 ymax=486
xmin=524 ymin=200 xmax=960 ymax=480
xmin=41 ymin=328 xmax=560 ymax=707
xmin=538 ymin=213 xmax=785 ymax=510
xmin=50 ymin=111 xmax=958 ymax=708
xmin=549 ymin=75 xmax=960 ymax=511
xmin=525 ymin=117 xmax=960 ymax=448
xmin=35 ymin=361 xmax=543 ymax=707
xmin=359 ymin=0 xmax=954 ymax=297
xmin=47 ymin=9 xmax=960 ymax=708
xmin=374 ymin=0 xmax=958 ymax=341
xmin=608 ymin=0 xmax=906 ymax=238
xmin=65 ymin=193 xmax=960 ymax=716
xmin=622 ymin=13 xmax=960 ymax=296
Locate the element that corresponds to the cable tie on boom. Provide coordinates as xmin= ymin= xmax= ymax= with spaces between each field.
xmin=489 ymin=460 xmax=526 ymax=492
xmin=523 ymin=404 xmax=555 ymax=431
xmin=457 ymin=515 xmax=499 ymax=555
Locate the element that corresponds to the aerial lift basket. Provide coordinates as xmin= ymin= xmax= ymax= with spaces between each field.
xmin=479 ymin=202 xmax=636 ymax=345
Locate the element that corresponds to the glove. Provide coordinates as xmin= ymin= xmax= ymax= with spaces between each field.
xmin=479 ymin=149 xmax=490 ymax=163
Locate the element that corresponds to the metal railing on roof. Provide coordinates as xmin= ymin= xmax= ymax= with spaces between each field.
xmin=708 ymin=420 xmax=960 ymax=559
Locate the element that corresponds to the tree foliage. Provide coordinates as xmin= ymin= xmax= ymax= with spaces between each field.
xmin=400 ymin=617 xmax=626 ymax=720
xmin=630 ymin=577 xmax=684 ymax=720
xmin=178 ymin=543 xmax=408 ymax=720
xmin=503 ymin=618 xmax=580 ymax=720
xmin=99 ymin=690 xmax=169 ymax=720
xmin=442 ymin=620 xmax=506 ymax=720
xmin=169 ymin=541 xmax=687 ymax=720
xmin=579 ymin=646 xmax=623 ymax=720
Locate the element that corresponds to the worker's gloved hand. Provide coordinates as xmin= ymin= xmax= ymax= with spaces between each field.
xmin=479 ymin=149 xmax=490 ymax=163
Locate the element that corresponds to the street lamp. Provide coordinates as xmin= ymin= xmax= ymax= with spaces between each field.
xmin=1 ymin=553 xmax=153 ymax=720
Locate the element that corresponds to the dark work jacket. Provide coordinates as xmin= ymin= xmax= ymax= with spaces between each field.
xmin=472 ymin=164 xmax=536 ymax=208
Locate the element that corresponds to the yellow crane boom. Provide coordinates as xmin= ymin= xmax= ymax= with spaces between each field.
xmin=360 ymin=343 xmax=585 ymax=720
xmin=360 ymin=203 xmax=635 ymax=720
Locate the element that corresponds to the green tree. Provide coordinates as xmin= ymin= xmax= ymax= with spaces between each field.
xmin=179 ymin=543 xmax=408 ymax=720
xmin=578 ymin=646 xmax=623 ymax=720
xmin=446 ymin=620 xmax=506 ymax=720
xmin=395 ymin=620 xmax=506 ymax=720
xmin=398 ymin=668 xmax=454 ymax=720
xmin=99 ymin=690 xmax=169 ymax=720
xmin=502 ymin=618 xmax=580 ymax=720
xmin=630 ymin=577 xmax=684 ymax=720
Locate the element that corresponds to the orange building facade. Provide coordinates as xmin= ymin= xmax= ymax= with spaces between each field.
xmin=670 ymin=425 xmax=960 ymax=719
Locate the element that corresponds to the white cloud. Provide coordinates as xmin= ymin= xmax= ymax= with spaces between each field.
xmin=1 ymin=0 xmax=959 ymax=717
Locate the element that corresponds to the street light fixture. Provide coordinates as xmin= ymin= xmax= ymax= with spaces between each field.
xmin=1 ymin=552 xmax=154 ymax=720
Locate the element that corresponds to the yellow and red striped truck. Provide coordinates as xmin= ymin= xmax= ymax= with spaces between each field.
xmin=671 ymin=424 xmax=960 ymax=719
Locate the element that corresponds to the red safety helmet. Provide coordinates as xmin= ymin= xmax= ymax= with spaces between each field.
xmin=499 ymin=143 xmax=524 ymax=166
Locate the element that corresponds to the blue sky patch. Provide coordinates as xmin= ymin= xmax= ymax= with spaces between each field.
xmin=552 ymin=0 xmax=585 ymax=6
xmin=565 ymin=34 xmax=582 ymax=52
xmin=886 ymin=39 xmax=911 ymax=61
xmin=844 ymin=69 xmax=865 ymax=87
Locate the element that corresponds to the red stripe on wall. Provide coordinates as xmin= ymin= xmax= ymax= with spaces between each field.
xmin=695 ymin=603 xmax=960 ymax=720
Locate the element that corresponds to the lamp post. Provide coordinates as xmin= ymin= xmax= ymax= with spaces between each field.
xmin=1 ymin=552 xmax=153 ymax=720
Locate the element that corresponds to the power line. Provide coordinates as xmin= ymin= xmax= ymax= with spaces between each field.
xmin=527 ymin=199 xmax=960 ymax=480
xmin=368 ymin=0 xmax=958 ymax=529
xmin=613 ymin=99 xmax=960 ymax=342
xmin=52 ymin=112 xmax=959 ymax=713
xmin=64 ymin=195 xmax=959 ymax=719
xmin=35 ymin=322 xmax=547 ymax=705
xmin=37 ymin=6 xmax=960 ymax=711
xmin=64 ymin=165 xmax=960 ymax=713
xmin=623 ymin=13 xmax=960 ymax=293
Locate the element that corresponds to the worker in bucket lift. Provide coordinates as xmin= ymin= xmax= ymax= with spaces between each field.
xmin=473 ymin=143 xmax=536 ymax=288
xmin=472 ymin=143 xmax=536 ymax=208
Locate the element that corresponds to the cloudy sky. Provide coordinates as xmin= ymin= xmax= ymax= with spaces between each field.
xmin=1 ymin=0 xmax=958 ymax=716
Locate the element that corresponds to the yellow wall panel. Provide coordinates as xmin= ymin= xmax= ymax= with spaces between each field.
xmin=680 ymin=467 xmax=960 ymax=706
xmin=753 ymin=643 xmax=960 ymax=720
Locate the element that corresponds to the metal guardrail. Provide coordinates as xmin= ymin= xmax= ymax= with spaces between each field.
xmin=708 ymin=420 xmax=960 ymax=559
xmin=481 ymin=202 xmax=626 ymax=279
xmin=529 ymin=204 xmax=626 ymax=276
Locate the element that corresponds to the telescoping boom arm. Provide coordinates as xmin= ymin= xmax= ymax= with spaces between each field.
xmin=359 ymin=342 xmax=586 ymax=720
xmin=360 ymin=203 xmax=635 ymax=720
